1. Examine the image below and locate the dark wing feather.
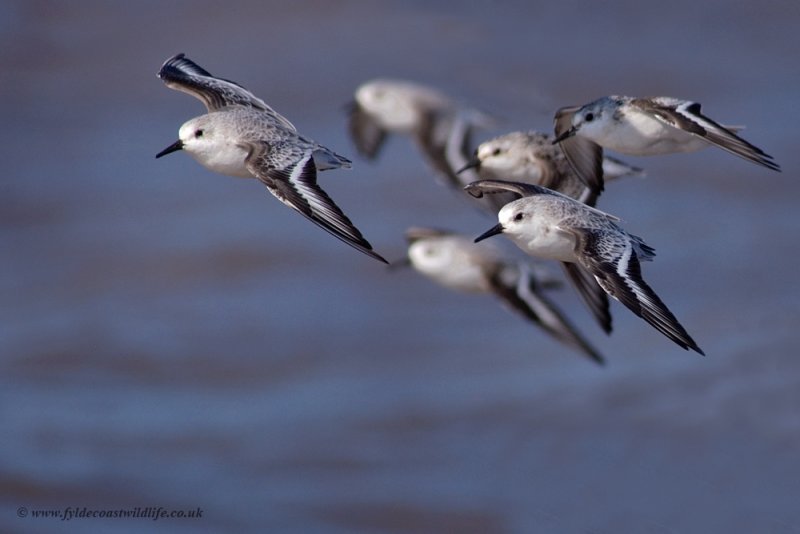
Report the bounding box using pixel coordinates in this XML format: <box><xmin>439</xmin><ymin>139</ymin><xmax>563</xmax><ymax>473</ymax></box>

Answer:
<box><xmin>414</xmin><ymin>110</ymin><xmax>465</xmax><ymax>188</ymax></box>
<box><xmin>445</xmin><ymin>113</ymin><xmax>516</xmax><ymax>213</ymax></box>
<box><xmin>561</xmin><ymin>262</ymin><xmax>613</xmax><ymax>334</ymax></box>
<box><xmin>554</xmin><ymin>106</ymin><xmax>606</xmax><ymax>191</ymax></box>
<box><xmin>158</xmin><ymin>53</ymin><xmax>296</xmax><ymax>131</ymax></box>
<box><xmin>487</xmin><ymin>266</ymin><xmax>605</xmax><ymax>365</ymax></box>
<box><xmin>244</xmin><ymin>142</ymin><xmax>387</xmax><ymax>263</ymax></box>
<box><xmin>464</xmin><ymin>179</ymin><xmax>564</xmax><ymax>200</ymax></box>
<box><xmin>574</xmin><ymin>228</ymin><xmax>704</xmax><ymax>354</ymax></box>
<box><xmin>346</xmin><ymin>101</ymin><xmax>387</xmax><ymax>159</ymax></box>
<box><xmin>633</xmin><ymin>98</ymin><xmax>780</xmax><ymax>172</ymax></box>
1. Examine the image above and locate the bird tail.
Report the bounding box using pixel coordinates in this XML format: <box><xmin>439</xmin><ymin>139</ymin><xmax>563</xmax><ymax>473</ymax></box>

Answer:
<box><xmin>313</xmin><ymin>147</ymin><xmax>352</xmax><ymax>171</ymax></box>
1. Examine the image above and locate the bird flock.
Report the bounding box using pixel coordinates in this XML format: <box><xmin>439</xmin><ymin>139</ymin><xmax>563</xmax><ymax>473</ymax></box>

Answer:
<box><xmin>156</xmin><ymin>53</ymin><xmax>781</xmax><ymax>365</ymax></box>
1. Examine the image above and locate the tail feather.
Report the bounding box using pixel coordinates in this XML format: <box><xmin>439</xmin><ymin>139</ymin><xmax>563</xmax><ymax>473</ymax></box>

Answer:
<box><xmin>313</xmin><ymin>147</ymin><xmax>352</xmax><ymax>171</ymax></box>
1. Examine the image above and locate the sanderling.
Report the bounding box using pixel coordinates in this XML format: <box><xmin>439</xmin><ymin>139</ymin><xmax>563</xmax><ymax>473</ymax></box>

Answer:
<box><xmin>458</xmin><ymin>130</ymin><xmax>645</xmax><ymax>207</ymax></box>
<box><xmin>554</xmin><ymin>95</ymin><xmax>780</xmax><ymax>190</ymax></box>
<box><xmin>155</xmin><ymin>53</ymin><xmax>386</xmax><ymax>263</ymax></box>
<box><xmin>466</xmin><ymin>179</ymin><xmax>704</xmax><ymax>354</ymax></box>
<box><xmin>347</xmin><ymin>79</ymin><xmax>494</xmax><ymax>189</ymax></box>
<box><xmin>404</xmin><ymin>227</ymin><xmax>605</xmax><ymax>364</ymax></box>
<box><xmin>456</xmin><ymin>130</ymin><xmax>645</xmax><ymax>334</ymax></box>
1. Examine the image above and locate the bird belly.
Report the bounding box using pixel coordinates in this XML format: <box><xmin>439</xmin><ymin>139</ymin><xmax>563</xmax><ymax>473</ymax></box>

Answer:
<box><xmin>193</xmin><ymin>144</ymin><xmax>252</xmax><ymax>178</ymax></box>
<box><xmin>434</xmin><ymin>264</ymin><xmax>488</xmax><ymax>294</ymax></box>
<box><xmin>607</xmin><ymin>116</ymin><xmax>707</xmax><ymax>155</ymax></box>
<box><xmin>517</xmin><ymin>227</ymin><xmax>575</xmax><ymax>263</ymax></box>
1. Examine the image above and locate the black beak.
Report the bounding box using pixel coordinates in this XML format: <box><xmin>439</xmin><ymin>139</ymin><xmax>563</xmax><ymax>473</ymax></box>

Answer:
<box><xmin>552</xmin><ymin>127</ymin><xmax>576</xmax><ymax>144</ymax></box>
<box><xmin>456</xmin><ymin>154</ymin><xmax>481</xmax><ymax>174</ymax></box>
<box><xmin>474</xmin><ymin>223</ymin><xmax>505</xmax><ymax>243</ymax></box>
<box><xmin>155</xmin><ymin>140</ymin><xmax>184</xmax><ymax>159</ymax></box>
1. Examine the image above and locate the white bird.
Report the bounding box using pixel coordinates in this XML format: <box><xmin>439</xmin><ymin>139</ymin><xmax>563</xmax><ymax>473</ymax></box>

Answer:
<box><xmin>404</xmin><ymin>227</ymin><xmax>605</xmax><ymax>365</ymax></box>
<box><xmin>347</xmin><ymin>79</ymin><xmax>494</xmax><ymax>189</ymax></box>
<box><xmin>466</xmin><ymin>179</ymin><xmax>704</xmax><ymax>355</ymax></box>
<box><xmin>554</xmin><ymin>95</ymin><xmax>780</xmax><ymax>191</ymax></box>
<box><xmin>458</xmin><ymin>130</ymin><xmax>645</xmax><ymax>208</ymax></box>
<box><xmin>452</xmin><ymin>129</ymin><xmax>620</xmax><ymax>335</ymax></box>
<box><xmin>155</xmin><ymin>53</ymin><xmax>386</xmax><ymax>263</ymax></box>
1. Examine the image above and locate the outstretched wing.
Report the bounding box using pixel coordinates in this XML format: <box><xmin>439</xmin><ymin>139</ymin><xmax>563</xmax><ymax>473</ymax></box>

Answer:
<box><xmin>573</xmin><ymin>227</ymin><xmax>704</xmax><ymax>354</ymax></box>
<box><xmin>414</xmin><ymin>110</ymin><xmax>463</xmax><ymax>187</ymax></box>
<box><xmin>345</xmin><ymin>100</ymin><xmax>387</xmax><ymax>159</ymax></box>
<box><xmin>554</xmin><ymin>105</ymin><xmax>606</xmax><ymax>191</ymax></box>
<box><xmin>446</xmin><ymin>112</ymin><xmax>517</xmax><ymax>213</ymax></box>
<box><xmin>561</xmin><ymin>262</ymin><xmax>612</xmax><ymax>334</ymax></box>
<box><xmin>487</xmin><ymin>265</ymin><xmax>606</xmax><ymax>365</ymax></box>
<box><xmin>158</xmin><ymin>53</ymin><xmax>296</xmax><ymax>131</ymax></box>
<box><xmin>464</xmin><ymin>179</ymin><xmax>620</xmax><ymax>221</ymax></box>
<box><xmin>632</xmin><ymin>97</ymin><xmax>780</xmax><ymax>172</ymax></box>
<box><xmin>464</xmin><ymin>178</ymin><xmax>563</xmax><ymax>199</ymax></box>
<box><xmin>244</xmin><ymin>141</ymin><xmax>387</xmax><ymax>263</ymax></box>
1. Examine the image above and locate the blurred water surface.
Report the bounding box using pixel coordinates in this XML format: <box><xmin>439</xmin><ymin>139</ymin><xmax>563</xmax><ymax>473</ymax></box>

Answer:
<box><xmin>2</xmin><ymin>1</ymin><xmax>799</xmax><ymax>532</ymax></box>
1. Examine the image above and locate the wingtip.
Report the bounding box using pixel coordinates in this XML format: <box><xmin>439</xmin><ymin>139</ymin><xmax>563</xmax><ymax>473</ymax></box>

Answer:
<box><xmin>332</xmin><ymin>237</ymin><xmax>390</xmax><ymax>265</ymax></box>
<box><xmin>352</xmin><ymin>244</ymin><xmax>389</xmax><ymax>264</ymax></box>
<box><xmin>158</xmin><ymin>52</ymin><xmax>185</xmax><ymax>78</ymax></box>
<box><xmin>463</xmin><ymin>182</ymin><xmax>484</xmax><ymax>198</ymax></box>
<box><xmin>600</xmin><ymin>319</ymin><xmax>613</xmax><ymax>335</ymax></box>
<box><xmin>158</xmin><ymin>52</ymin><xmax>214</xmax><ymax>81</ymax></box>
<box><xmin>357</xmin><ymin>242</ymin><xmax>390</xmax><ymax>264</ymax></box>
<box><xmin>349</xmin><ymin>245</ymin><xmax>390</xmax><ymax>265</ymax></box>
<box><xmin>581</xmin><ymin>347</ymin><xmax>607</xmax><ymax>366</ymax></box>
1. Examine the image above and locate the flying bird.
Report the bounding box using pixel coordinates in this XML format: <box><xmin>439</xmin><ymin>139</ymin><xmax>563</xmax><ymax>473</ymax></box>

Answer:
<box><xmin>458</xmin><ymin>130</ymin><xmax>644</xmax><ymax>209</ymax></box>
<box><xmin>156</xmin><ymin>53</ymin><xmax>386</xmax><ymax>263</ymax></box>
<box><xmin>404</xmin><ymin>227</ymin><xmax>606</xmax><ymax>364</ymax></box>
<box><xmin>466</xmin><ymin>179</ymin><xmax>704</xmax><ymax>354</ymax></box>
<box><xmin>347</xmin><ymin>79</ymin><xmax>495</xmax><ymax>190</ymax></box>
<box><xmin>554</xmin><ymin>95</ymin><xmax>780</xmax><ymax>191</ymax></box>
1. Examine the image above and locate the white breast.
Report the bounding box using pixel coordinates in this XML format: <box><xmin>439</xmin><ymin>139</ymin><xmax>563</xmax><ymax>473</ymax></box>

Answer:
<box><xmin>605</xmin><ymin>111</ymin><xmax>709</xmax><ymax>155</ymax></box>
<box><xmin>190</xmin><ymin>141</ymin><xmax>252</xmax><ymax>178</ymax></box>
<box><xmin>511</xmin><ymin>219</ymin><xmax>576</xmax><ymax>263</ymax></box>
<box><xmin>409</xmin><ymin>240</ymin><xmax>489</xmax><ymax>293</ymax></box>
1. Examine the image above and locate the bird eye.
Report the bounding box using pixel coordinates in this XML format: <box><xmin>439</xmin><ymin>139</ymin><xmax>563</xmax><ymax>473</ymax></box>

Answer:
<box><xmin>513</xmin><ymin>212</ymin><xmax>524</xmax><ymax>222</ymax></box>
<box><xmin>492</xmin><ymin>148</ymin><xmax>501</xmax><ymax>156</ymax></box>
<box><xmin>194</xmin><ymin>129</ymin><xmax>204</xmax><ymax>138</ymax></box>
<box><xmin>584</xmin><ymin>112</ymin><xmax>594</xmax><ymax>122</ymax></box>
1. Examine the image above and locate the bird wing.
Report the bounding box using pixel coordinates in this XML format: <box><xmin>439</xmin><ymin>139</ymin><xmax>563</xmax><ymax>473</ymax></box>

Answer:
<box><xmin>158</xmin><ymin>53</ymin><xmax>297</xmax><ymax>131</ymax></box>
<box><xmin>487</xmin><ymin>264</ymin><xmax>606</xmax><ymax>365</ymax></box>
<box><xmin>464</xmin><ymin>179</ymin><xmax>620</xmax><ymax>221</ymax></box>
<box><xmin>244</xmin><ymin>141</ymin><xmax>386</xmax><ymax>263</ymax></box>
<box><xmin>560</xmin><ymin>262</ymin><xmax>613</xmax><ymax>334</ymax></box>
<box><xmin>632</xmin><ymin>97</ymin><xmax>780</xmax><ymax>171</ymax></box>
<box><xmin>572</xmin><ymin>227</ymin><xmax>704</xmax><ymax>354</ymax></box>
<box><xmin>554</xmin><ymin>105</ymin><xmax>606</xmax><ymax>191</ymax></box>
<box><xmin>345</xmin><ymin>100</ymin><xmax>387</xmax><ymax>159</ymax></box>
